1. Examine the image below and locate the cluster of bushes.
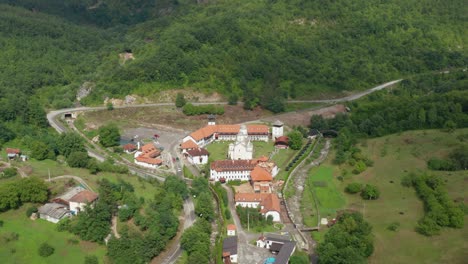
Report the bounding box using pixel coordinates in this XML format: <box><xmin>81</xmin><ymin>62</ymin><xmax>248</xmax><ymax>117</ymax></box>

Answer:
<box><xmin>0</xmin><ymin>167</ymin><xmax>17</xmax><ymax>179</ymax></box>
<box><xmin>212</xmin><ymin>182</ymin><xmax>230</xmax><ymax>220</ymax></box>
<box><xmin>285</xmin><ymin>139</ymin><xmax>313</xmax><ymax>172</ymax></box>
<box><xmin>402</xmin><ymin>173</ymin><xmax>464</xmax><ymax>236</ymax></box>
<box><xmin>0</xmin><ymin>177</ymin><xmax>48</xmax><ymax>212</ymax></box>
<box><xmin>182</xmin><ymin>103</ymin><xmax>225</xmax><ymax>116</ymax></box>
<box><xmin>427</xmin><ymin>146</ymin><xmax>467</xmax><ymax>171</ymax></box>
<box><xmin>192</xmin><ymin>177</ymin><xmax>215</xmax><ymax>222</ymax></box>
<box><xmin>180</xmin><ymin>177</ymin><xmax>214</xmax><ymax>263</ymax></box>
<box><xmin>345</xmin><ymin>183</ymin><xmax>380</xmax><ymax>200</ymax></box>
<box><xmin>236</xmin><ymin>205</ymin><xmax>274</xmax><ymax>230</ymax></box>
<box><xmin>317</xmin><ymin>212</ymin><xmax>374</xmax><ymax>263</ymax></box>
<box><xmin>181</xmin><ymin>219</ymin><xmax>212</xmax><ymax>264</ymax></box>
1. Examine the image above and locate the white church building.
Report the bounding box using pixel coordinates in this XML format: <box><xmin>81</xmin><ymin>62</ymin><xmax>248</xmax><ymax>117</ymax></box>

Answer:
<box><xmin>228</xmin><ymin>124</ymin><xmax>253</xmax><ymax>160</ymax></box>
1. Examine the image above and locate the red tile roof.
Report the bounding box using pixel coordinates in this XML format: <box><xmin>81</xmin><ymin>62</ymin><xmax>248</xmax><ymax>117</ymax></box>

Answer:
<box><xmin>6</xmin><ymin>148</ymin><xmax>20</xmax><ymax>154</ymax></box>
<box><xmin>235</xmin><ymin>193</ymin><xmax>281</xmax><ymax>213</ymax></box>
<box><xmin>275</xmin><ymin>136</ymin><xmax>289</xmax><ymax>144</ymax></box>
<box><xmin>187</xmin><ymin>148</ymin><xmax>209</xmax><ymax>157</ymax></box>
<box><xmin>190</xmin><ymin>124</ymin><xmax>269</xmax><ymax>141</ymax></box>
<box><xmin>181</xmin><ymin>140</ymin><xmax>198</xmax><ymax>149</ymax></box>
<box><xmin>136</xmin><ymin>143</ymin><xmax>162</xmax><ymax>165</ymax></box>
<box><xmin>123</xmin><ymin>143</ymin><xmax>137</xmax><ymax>151</ymax></box>
<box><xmin>260</xmin><ymin>193</ymin><xmax>281</xmax><ymax>213</ymax></box>
<box><xmin>211</xmin><ymin>160</ymin><xmax>258</xmax><ymax>172</ymax></box>
<box><xmin>227</xmin><ymin>224</ymin><xmax>236</xmax><ymax>231</ymax></box>
<box><xmin>69</xmin><ymin>190</ymin><xmax>98</xmax><ymax>203</ymax></box>
<box><xmin>250</xmin><ymin>166</ymin><xmax>272</xmax><ymax>182</ymax></box>
<box><xmin>136</xmin><ymin>155</ymin><xmax>163</xmax><ymax>165</ymax></box>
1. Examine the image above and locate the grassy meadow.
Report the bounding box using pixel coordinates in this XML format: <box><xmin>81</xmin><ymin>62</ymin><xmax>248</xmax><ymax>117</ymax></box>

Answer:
<box><xmin>0</xmin><ymin>206</ymin><xmax>107</xmax><ymax>264</ymax></box>
<box><xmin>304</xmin><ymin>129</ymin><xmax>468</xmax><ymax>263</ymax></box>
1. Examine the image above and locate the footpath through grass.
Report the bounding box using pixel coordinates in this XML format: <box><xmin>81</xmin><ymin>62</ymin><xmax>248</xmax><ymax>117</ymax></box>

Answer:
<box><xmin>0</xmin><ymin>206</ymin><xmax>107</xmax><ymax>264</ymax></box>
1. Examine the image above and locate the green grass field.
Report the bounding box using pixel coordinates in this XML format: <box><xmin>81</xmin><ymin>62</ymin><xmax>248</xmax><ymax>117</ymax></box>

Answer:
<box><xmin>312</xmin><ymin>129</ymin><xmax>468</xmax><ymax>264</ymax></box>
<box><xmin>305</xmin><ymin>166</ymin><xmax>346</xmax><ymax>219</ymax></box>
<box><xmin>0</xmin><ymin>206</ymin><xmax>107</xmax><ymax>264</ymax></box>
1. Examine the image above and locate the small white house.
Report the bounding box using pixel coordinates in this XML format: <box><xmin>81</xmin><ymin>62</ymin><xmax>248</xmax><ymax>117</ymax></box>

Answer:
<box><xmin>227</xmin><ymin>224</ymin><xmax>236</xmax><ymax>236</ymax></box>
<box><xmin>68</xmin><ymin>190</ymin><xmax>99</xmax><ymax>214</ymax></box>
<box><xmin>186</xmin><ymin>148</ymin><xmax>209</xmax><ymax>165</ymax></box>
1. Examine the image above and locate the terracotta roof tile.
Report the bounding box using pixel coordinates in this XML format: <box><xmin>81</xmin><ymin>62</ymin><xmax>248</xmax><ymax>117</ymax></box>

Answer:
<box><xmin>123</xmin><ymin>143</ymin><xmax>137</xmax><ymax>151</ymax></box>
<box><xmin>187</xmin><ymin>148</ymin><xmax>209</xmax><ymax>157</ymax></box>
<box><xmin>235</xmin><ymin>193</ymin><xmax>280</xmax><ymax>213</ymax></box>
<box><xmin>6</xmin><ymin>148</ymin><xmax>20</xmax><ymax>154</ymax></box>
<box><xmin>227</xmin><ymin>224</ymin><xmax>236</xmax><ymax>231</ymax></box>
<box><xmin>189</xmin><ymin>124</ymin><xmax>269</xmax><ymax>141</ymax></box>
<box><xmin>69</xmin><ymin>190</ymin><xmax>99</xmax><ymax>203</ymax></box>
<box><xmin>181</xmin><ymin>140</ymin><xmax>198</xmax><ymax>149</ymax></box>
<box><xmin>250</xmin><ymin>166</ymin><xmax>272</xmax><ymax>182</ymax></box>
<box><xmin>211</xmin><ymin>160</ymin><xmax>257</xmax><ymax>172</ymax></box>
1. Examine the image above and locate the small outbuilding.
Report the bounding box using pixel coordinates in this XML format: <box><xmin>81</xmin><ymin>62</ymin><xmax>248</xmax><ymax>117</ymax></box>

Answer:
<box><xmin>38</xmin><ymin>203</ymin><xmax>71</xmax><ymax>224</ymax></box>
<box><xmin>227</xmin><ymin>224</ymin><xmax>236</xmax><ymax>236</ymax></box>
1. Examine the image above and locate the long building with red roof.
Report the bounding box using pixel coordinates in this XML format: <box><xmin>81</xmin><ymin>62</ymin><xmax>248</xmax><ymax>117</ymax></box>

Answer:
<box><xmin>134</xmin><ymin>143</ymin><xmax>163</xmax><ymax>169</ymax></box>
<box><xmin>235</xmin><ymin>193</ymin><xmax>281</xmax><ymax>222</ymax></box>
<box><xmin>210</xmin><ymin>158</ymin><xmax>278</xmax><ymax>182</ymax></box>
<box><xmin>182</xmin><ymin>120</ymin><xmax>269</xmax><ymax>148</ymax></box>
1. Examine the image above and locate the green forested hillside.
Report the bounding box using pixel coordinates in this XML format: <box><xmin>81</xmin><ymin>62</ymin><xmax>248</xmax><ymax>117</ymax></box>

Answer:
<box><xmin>0</xmin><ymin>0</ymin><xmax>466</xmax><ymax>108</ymax></box>
<box><xmin>84</xmin><ymin>0</ymin><xmax>466</xmax><ymax>106</ymax></box>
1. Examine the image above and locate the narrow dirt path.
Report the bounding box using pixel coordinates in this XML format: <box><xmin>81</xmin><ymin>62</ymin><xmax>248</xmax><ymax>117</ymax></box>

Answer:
<box><xmin>111</xmin><ymin>216</ymin><xmax>121</xmax><ymax>239</ymax></box>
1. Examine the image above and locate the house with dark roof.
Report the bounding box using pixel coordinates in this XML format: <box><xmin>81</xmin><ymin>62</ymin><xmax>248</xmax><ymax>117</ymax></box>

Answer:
<box><xmin>274</xmin><ymin>136</ymin><xmax>289</xmax><ymax>149</ymax></box>
<box><xmin>222</xmin><ymin>236</ymin><xmax>238</xmax><ymax>263</ymax></box>
<box><xmin>256</xmin><ymin>233</ymin><xmax>296</xmax><ymax>264</ymax></box>
<box><xmin>38</xmin><ymin>203</ymin><xmax>71</xmax><ymax>223</ymax></box>
<box><xmin>185</xmin><ymin>148</ymin><xmax>209</xmax><ymax>165</ymax></box>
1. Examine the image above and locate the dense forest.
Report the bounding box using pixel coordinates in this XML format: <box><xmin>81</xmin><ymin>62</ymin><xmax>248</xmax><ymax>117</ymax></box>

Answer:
<box><xmin>0</xmin><ymin>0</ymin><xmax>466</xmax><ymax>111</ymax></box>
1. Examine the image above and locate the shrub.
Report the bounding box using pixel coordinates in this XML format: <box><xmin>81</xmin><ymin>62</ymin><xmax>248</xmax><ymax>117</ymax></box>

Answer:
<box><xmin>353</xmin><ymin>161</ymin><xmax>367</xmax><ymax>174</ymax></box>
<box><xmin>387</xmin><ymin>222</ymin><xmax>400</xmax><ymax>231</ymax></box>
<box><xmin>361</xmin><ymin>184</ymin><xmax>380</xmax><ymax>200</ymax></box>
<box><xmin>224</xmin><ymin>208</ymin><xmax>231</xmax><ymax>220</ymax></box>
<box><xmin>56</xmin><ymin>218</ymin><xmax>71</xmax><ymax>232</ymax></box>
<box><xmin>38</xmin><ymin>242</ymin><xmax>54</xmax><ymax>257</ymax></box>
<box><xmin>85</xmin><ymin>255</ymin><xmax>99</xmax><ymax>264</ymax></box>
<box><xmin>345</xmin><ymin>183</ymin><xmax>363</xmax><ymax>194</ymax></box>
<box><xmin>26</xmin><ymin>206</ymin><xmax>38</xmax><ymax>217</ymax></box>
<box><xmin>1</xmin><ymin>167</ymin><xmax>18</xmax><ymax>178</ymax></box>
<box><xmin>427</xmin><ymin>158</ymin><xmax>456</xmax><ymax>171</ymax></box>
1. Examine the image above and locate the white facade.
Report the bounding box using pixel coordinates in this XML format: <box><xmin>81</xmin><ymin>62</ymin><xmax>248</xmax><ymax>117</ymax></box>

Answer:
<box><xmin>235</xmin><ymin>201</ymin><xmax>260</xmax><ymax>208</ymax></box>
<box><xmin>134</xmin><ymin>160</ymin><xmax>160</xmax><ymax>169</ymax></box>
<box><xmin>188</xmin><ymin>154</ymin><xmax>209</xmax><ymax>165</ymax></box>
<box><xmin>228</xmin><ymin>125</ymin><xmax>253</xmax><ymax>160</ymax></box>
<box><xmin>272</xmin><ymin>120</ymin><xmax>284</xmax><ymax>139</ymax></box>
<box><xmin>210</xmin><ymin>169</ymin><xmax>251</xmax><ymax>182</ymax></box>
<box><xmin>69</xmin><ymin>201</ymin><xmax>85</xmax><ymax>214</ymax></box>
<box><xmin>265</xmin><ymin>211</ymin><xmax>281</xmax><ymax>222</ymax></box>
<box><xmin>230</xmin><ymin>254</ymin><xmax>238</xmax><ymax>263</ymax></box>
<box><xmin>227</xmin><ymin>230</ymin><xmax>236</xmax><ymax>236</ymax></box>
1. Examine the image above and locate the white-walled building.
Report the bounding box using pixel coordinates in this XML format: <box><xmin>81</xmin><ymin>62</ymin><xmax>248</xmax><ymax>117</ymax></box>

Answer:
<box><xmin>210</xmin><ymin>158</ymin><xmax>278</xmax><ymax>182</ymax></box>
<box><xmin>186</xmin><ymin>148</ymin><xmax>209</xmax><ymax>165</ymax></box>
<box><xmin>272</xmin><ymin>120</ymin><xmax>284</xmax><ymax>139</ymax></box>
<box><xmin>182</xmin><ymin>122</ymin><xmax>269</xmax><ymax>148</ymax></box>
<box><xmin>228</xmin><ymin>125</ymin><xmax>253</xmax><ymax>160</ymax></box>
<box><xmin>68</xmin><ymin>190</ymin><xmax>99</xmax><ymax>214</ymax></box>
<box><xmin>227</xmin><ymin>224</ymin><xmax>236</xmax><ymax>236</ymax></box>
<box><xmin>235</xmin><ymin>193</ymin><xmax>282</xmax><ymax>222</ymax></box>
<box><xmin>38</xmin><ymin>203</ymin><xmax>71</xmax><ymax>223</ymax></box>
<box><xmin>134</xmin><ymin>143</ymin><xmax>163</xmax><ymax>168</ymax></box>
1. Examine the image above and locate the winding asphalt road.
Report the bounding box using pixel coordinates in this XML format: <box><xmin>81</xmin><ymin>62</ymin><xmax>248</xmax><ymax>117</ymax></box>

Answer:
<box><xmin>46</xmin><ymin>79</ymin><xmax>401</xmax><ymax>263</ymax></box>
